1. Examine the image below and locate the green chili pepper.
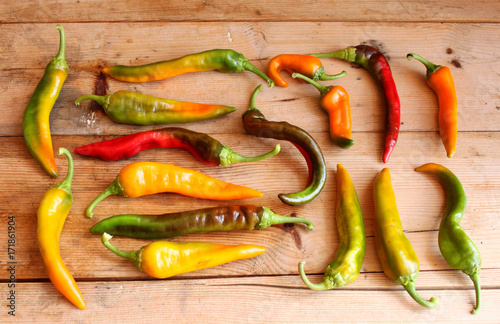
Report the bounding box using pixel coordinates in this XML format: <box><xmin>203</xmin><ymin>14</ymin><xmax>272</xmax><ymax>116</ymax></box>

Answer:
<box><xmin>75</xmin><ymin>90</ymin><xmax>236</xmax><ymax>125</ymax></box>
<box><xmin>23</xmin><ymin>25</ymin><xmax>68</xmax><ymax>177</ymax></box>
<box><xmin>298</xmin><ymin>164</ymin><xmax>366</xmax><ymax>289</ymax></box>
<box><xmin>242</xmin><ymin>85</ymin><xmax>327</xmax><ymax>206</ymax></box>
<box><xmin>103</xmin><ymin>49</ymin><xmax>274</xmax><ymax>87</ymax></box>
<box><xmin>416</xmin><ymin>163</ymin><xmax>481</xmax><ymax>314</ymax></box>
<box><xmin>374</xmin><ymin>168</ymin><xmax>438</xmax><ymax>308</ymax></box>
<box><xmin>89</xmin><ymin>205</ymin><xmax>313</xmax><ymax>239</ymax></box>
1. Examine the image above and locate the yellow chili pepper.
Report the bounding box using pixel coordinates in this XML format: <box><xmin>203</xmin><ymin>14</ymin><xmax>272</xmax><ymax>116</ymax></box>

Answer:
<box><xmin>101</xmin><ymin>233</ymin><xmax>266</xmax><ymax>279</ymax></box>
<box><xmin>373</xmin><ymin>168</ymin><xmax>438</xmax><ymax>308</ymax></box>
<box><xmin>86</xmin><ymin>161</ymin><xmax>263</xmax><ymax>218</ymax></box>
<box><xmin>37</xmin><ymin>148</ymin><xmax>86</xmax><ymax>309</ymax></box>
<box><xmin>407</xmin><ymin>53</ymin><xmax>458</xmax><ymax>158</ymax></box>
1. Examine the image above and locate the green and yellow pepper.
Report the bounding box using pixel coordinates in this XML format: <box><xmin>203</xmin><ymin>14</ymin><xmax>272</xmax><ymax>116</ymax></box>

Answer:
<box><xmin>23</xmin><ymin>25</ymin><xmax>68</xmax><ymax>177</ymax></box>
<box><xmin>299</xmin><ymin>164</ymin><xmax>366</xmax><ymax>289</ymax></box>
<box><xmin>103</xmin><ymin>49</ymin><xmax>274</xmax><ymax>87</ymax></box>
<box><xmin>373</xmin><ymin>168</ymin><xmax>438</xmax><ymax>308</ymax></box>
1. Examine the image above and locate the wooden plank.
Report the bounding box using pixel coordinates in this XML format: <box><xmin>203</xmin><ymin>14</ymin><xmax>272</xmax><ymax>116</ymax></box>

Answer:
<box><xmin>1</xmin><ymin>2</ymin><xmax>499</xmax><ymax>321</ymax></box>
<box><xmin>3</xmin><ymin>276</ymin><xmax>500</xmax><ymax>322</ymax></box>
<box><xmin>1</xmin><ymin>22</ymin><xmax>499</xmax><ymax>137</ymax></box>
<box><xmin>1</xmin><ymin>0</ymin><xmax>500</xmax><ymax>23</ymax></box>
<box><xmin>1</xmin><ymin>132</ymin><xmax>498</xmax><ymax>280</ymax></box>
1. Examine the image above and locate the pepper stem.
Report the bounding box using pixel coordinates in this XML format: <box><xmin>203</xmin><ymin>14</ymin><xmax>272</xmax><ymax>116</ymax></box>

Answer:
<box><xmin>248</xmin><ymin>84</ymin><xmax>263</xmax><ymax>110</ymax></box>
<box><xmin>407</xmin><ymin>53</ymin><xmax>441</xmax><ymax>78</ymax></box>
<box><xmin>310</xmin><ymin>47</ymin><xmax>357</xmax><ymax>63</ymax></box>
<box><xmin>101</xmin><ymin>233</ymin><xmax>142</xmax><ymax>270</ymax></box>
<box><xmin>292</xmin><ymin>72</ymin><xmax>331</xmax><ymax>97</ymax></box>
<box><xmin>54</xmin><ymin>25</ymin><xmax>66</xmax><ymax>61</ymax></box>
<box><xmin>75</xmin><ymin>94</ymin><xmax>109</xmax><ymax>107</ymax></box>
<box><xmin>86</xmin><ymin>177</ymin><xmax>124</xmax><ymax>218</ymax></box>
<box><xmin>256</xmin><ymin>207</ymin><xmax>314</xmax><ymax>231</ymax></box>
<box><xmin>403</xmin><ymin>281</ymin><xmax>438</xmax><ymax>308</ymax></box>
<box><xmin>298</xmin><ymin>261</ymin><xmax>328</xmax><ymax>290</ymax></box>
<box><xmin>241</xmin><ymin>59</ymin><xmax>275</xmax><ymax>88</ymax></box>
<box><xmin>470</xmin><ymin>272</ymin><xmax>481</xmax><ymax>314</ymax></box>
<box><xmin>318</xmin><ymin>69</ymin><xmax>348</xmax><ymax>81</ymax></box>
<box><xmin>219</xmin><ymin>144</ymin><xmax>280</xmax><ymax>166</ymax></box>
<box><xmin>56</xmin><ymin>148</ymin><xmax>74</xmax><ymax>192</ymax></box>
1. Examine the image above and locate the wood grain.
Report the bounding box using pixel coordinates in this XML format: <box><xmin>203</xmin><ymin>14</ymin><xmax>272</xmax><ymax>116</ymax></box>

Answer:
<box><xmin>1</xmin><ymin>22</ymin><xmax>499</xmax><ymax>137</ymax></box>
<box><xmin>7</xmin><ymin>276</ymin><xmax>500</xmax><ymax>323</ymax></box>
<box><xmin>1</xmin><ymin>0</ymin><xmax>500</xmax><ymax>23</ymax></box>
<box><xmin>1</xmin><ymin>1</ymin><xmax>499</xmax><ymax>322</ymax></box>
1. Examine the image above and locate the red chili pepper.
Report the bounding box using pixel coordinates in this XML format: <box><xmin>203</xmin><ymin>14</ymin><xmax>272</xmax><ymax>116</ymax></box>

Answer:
<box><xmin>312</xmin><ymin>45</ymin><xmax>401</xmax><ymax>163</ymax></box>
<box><xmin>74</xmin><ymin>127</ymin><xmax>280</xmax><ymax>167</ymax></box>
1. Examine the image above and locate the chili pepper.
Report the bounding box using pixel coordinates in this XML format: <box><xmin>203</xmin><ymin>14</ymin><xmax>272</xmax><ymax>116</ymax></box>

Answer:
<box><xmin>242</xmin><ymin>85</ymin><xmax>327</xmax><ymax>206</ymax></box>
<box><xmin>408</xmin><ymin>54</ymin><xmax>457</xmax><ymax>158</ymax></box>
<box><xmin>267</xmin><ymin>54</ymin><xmax>346</xmax><ymax>87</ymax></box>
<box><xmin>292</xmin><ymin>72</ymin><xmax>353</xmax><ymax>149</ymax></box>
<box><xmin>37</xmin><ymin>148</ymin><xmax>86</xmax><ymax>309</ymax></box>
<box><xmin>74</xmin><ymin>127</ymin><xmax>280</xmax><ymax>166</ymax></box>
<box><xmin>86</xmin><ymin>161</ymin><xmax>262</xmax><ymax>218</ymax></box>
<box><xmin>103</xmin><ymin>49</ymin><xmax>274</xmax><ymax>87</ymax></box>
<box><xmin>373</xmin><ymin>168</ymin><xmax>438</xmax><ymax>308</ymax></box>
<box><xmin>416</xmin><ymin>163</ymin><xmax>481</xmax><ymax>314</ymax></box>
<box><xmin>23</xmin><ymin>25</ymin><xmax>68</xmax><ymax>177</ymax></box>
<box><xmin>90</xmin><ymin>205</ymin><xmax>313</xmax><ymax>239</ymax></box>
<box><xmin>298</xmin><ymin>164</ymin><xmax>366</xmax><ymax>290</ymax></box>
<box><xmin>101</xmin><ymin>233</ymin><xmax>266</xmax><ymax>279</ymax></box>
<box><xmin>312</xmin><ymin>45</ymin><xmax>400</xmax><ymax>163</ymax></box>
<box><xmin>75</xmin><ymin>90</ymin><xmax>236</xmax><ymax>125</ymax></box>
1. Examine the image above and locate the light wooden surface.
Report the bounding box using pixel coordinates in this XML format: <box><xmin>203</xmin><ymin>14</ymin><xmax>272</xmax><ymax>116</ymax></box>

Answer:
<box><xmin>1</xmin><ymin>1</ymin><xmax>500</xmax><ymax>322</ymax></box>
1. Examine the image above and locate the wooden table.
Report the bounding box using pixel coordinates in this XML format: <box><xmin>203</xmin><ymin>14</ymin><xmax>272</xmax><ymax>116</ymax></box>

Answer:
<box><xmin>1</xmin><ymin>1</ymin><xmax>499</xmax><ymax>322</ymax></box>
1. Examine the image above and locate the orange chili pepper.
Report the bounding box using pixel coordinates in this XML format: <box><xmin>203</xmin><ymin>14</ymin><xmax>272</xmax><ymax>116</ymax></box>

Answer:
<box><xmin>86</xmin><ymin>161</ymin><xmax>262</xmax><ymax>218</ymax></box>
<box><xmin>37</xmin><ymin>148</ymin><xmax>86</xmax><ymax>309</ymax></box>
<box><xmin>408</xmin><ymin>53</ymin><xmax>458</xmax><ymax>158</ymax></box>
<box><xmin>267</xmin><ymin>54</ymin><xmax>346</xmax><ymax>87</ymax></box>
<box><xmin>292</xmin><ymin>72</ymin><xmax>353</xmax><ymax>148</ymax></box>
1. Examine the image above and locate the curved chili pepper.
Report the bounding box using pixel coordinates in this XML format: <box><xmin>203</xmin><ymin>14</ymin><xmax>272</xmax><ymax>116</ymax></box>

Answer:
<box><xmin>312</xmin><ymin>45</ymin><xmax>400</xmax><ymax>163</ymax></box>
<box><xmin>299</xmin><ymin>164</ymin><xmax>366</xmax><ymax>290</ymax></box>
<box><xmin>101</xmin><ymin>233</ymin><xmax>266</xmax><ymax>279</ymax></box>
<box><xmin>75</xmin><ymin>90</ymin><xmax>236</xmax><ymax>125</ymax></box>
<box><xmin>373</xmin><ymin>168</ymin><xmax>438</xmax><ymax>308</ymax></box>
<box><xmin>292</xmin><ymin>72</ymin><xmax>353</xmax><ymax>148</ymax></box>
<box><xmin>103</xmin><ymin>49</ymin><xmax>274</xmax><ymax>87</ymax></box>
<box><xmin>267</xmin><ymin>54</ymin><xmax>346</xmax><ymax>87</ymax></box>
<box><xmin>416</xmin><ymin>163</ymin><xmax>481</xmax><ymax>314</ymax></box>
<box><xmin>242</xmin><ymin>85</ymin><xmax>327</xmax><ymax>206</ymax></box>
<box><xmin>408</xmin><ymin>54</ymin><xmax>458</xmax><ymax>158</ymax></box>
<box><xmin>74</xmin><ymin>127</ymin><xmax>280</xmax><ymax>166</ymax></box>
<box><xmin>90</xmin><ymin>205</ymin><xmax>313</xmax><ymax>238</ymax></box>
<box><xmin>23</xmin><ymin>25</ymin><xmax>68</xmax><ymax>177</ymax></box>
<box><xmin>86</xmin><ymin>161</ymin><xmax>262</xmax><ymax>218</ymax></box>
<box><xmin>37</xmin><ymin>148</ymin><xmax>86</xmax><ymax>309</ymax></box>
